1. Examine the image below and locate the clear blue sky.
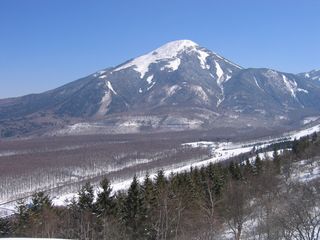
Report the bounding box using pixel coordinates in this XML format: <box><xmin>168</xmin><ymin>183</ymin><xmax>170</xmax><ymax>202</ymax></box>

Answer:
<box><xmin>0</xmin><ymin>0</ymin><xmax>319</xmax><ymax>98</ymax></box>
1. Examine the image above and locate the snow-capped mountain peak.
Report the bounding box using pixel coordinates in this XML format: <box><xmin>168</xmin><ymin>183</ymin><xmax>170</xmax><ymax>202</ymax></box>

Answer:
<box><xmin>113</xmin><ymin>39</ymin><xmax>209</xmax><ymax>78</ymax></box>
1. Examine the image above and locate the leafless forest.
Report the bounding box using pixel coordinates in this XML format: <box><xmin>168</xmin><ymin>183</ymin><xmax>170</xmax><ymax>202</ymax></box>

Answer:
<box><xmin>0</xmin><ymin>131</ymin><xmax>212</xmax><ymax>205</ymax></box>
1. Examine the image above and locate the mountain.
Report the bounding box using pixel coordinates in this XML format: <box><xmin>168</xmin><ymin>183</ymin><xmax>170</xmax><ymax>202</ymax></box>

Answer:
<box><xmin>1</xmin><ymin>40</ymin><xmax>320</xmax><ymax>138</ymax></box>
<box><xmin>298</xmin><ymin>69</ymin><xmax>320</xmax><ymax>81</ymax></box>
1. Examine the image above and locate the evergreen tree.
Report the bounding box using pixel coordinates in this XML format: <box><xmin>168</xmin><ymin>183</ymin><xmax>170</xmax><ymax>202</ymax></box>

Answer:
<box><xmin>272</xmin><ymin>148</ymin><xmax>281</xmax><ymax>174</ymax></box>
<box><xmin>141</xmin><ymin>173</ymin><xmax>157</xmax><ymax>239</ymax></box>
<box><xmin>0</xmin><ymin>217</ymin><xmax>11</xmax><ymax>236</ymax></box>
<box><xmin>254</xmin><ymin>155</ymin><xmax>263</xmax><ymax>175</ymax></box>
<box><xmin>123</xmin><ymin>175</ymin><xmax>146</xmax><ymax>239</ymax></box>
<box><xmin>312</xmin><ymin>131</ymin><xmax>318</xmax><ymax>142</ymax></box>
<box><xmin>30</xmin><ymin>191</ymin><xmax>52</xmax><ymax>213</ymax></box>
<box><xmin>229</xmin><ymin>162</ymin><xmax>242</xmax><ymax>180</ymax></box>
<box><xmin>244</xmin><ymin>158</ymin><xmax>254</xmax><ymax>176</ymax></box>
<box><xmin>96</xmin><ymin>177</ymin><xmax>115</xmax><ymax>216</ymax></box>
<box><xmin>141</xmin><ymin>173</ymin><xmax>156</xmax><ymax>210</ymax></box>
<box><xmin>15</xmin><ymin>199</ymin><xmax>29</xmax><ymax>232</ymax></box>
<box><xmin>78</xmin><ymin>182</ymin><xmax>95</xmax><ymax>211</ymax></box>
<box><xmin>154</xmin><ymin>170</ymin><xmax>167</xmax><ymax>193</ymax></box>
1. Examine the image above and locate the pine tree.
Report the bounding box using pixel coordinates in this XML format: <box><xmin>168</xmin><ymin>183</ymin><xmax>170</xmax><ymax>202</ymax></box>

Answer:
<box><xmin>311</xmin><ymin>131</ymin><xmax>318</xmax><ymax>142</ymax></box>
<box><xmin>229</xmin><ymin>162</ymin><xmax>242</xmax><ymax>180</ymax></box>
<box><xmin>273</xmin><ymin>148</ymin><xmax>281</xmax><ymax>174</ymax></box>
<box><xmin>254</xmin><ymin>155</ymin><xmax>263</xmax><ymax>175</ymax></box>
<box><xmin>244</xmin><ymin>158</ymin><xmax>254</xmax><ymax>177</ymax></box>
<box><xmin>154</xmin><ymin>170</ymin><xmax>167</xmax><ymax>193</ymax></box>
<box><xmin>96</xmin><ymin>177</ymin><xmax>115</xmax><ymax>216</ymax></box>
<box><xmin>78</xmin><ymin>182</ymin><xmax>94</xmax><ymax>211</ymax></box>
<box><xmin>15</xmin><ymin>199</ymin><xmax>30</xmax><ymax>236</ymax></box>
<box><xmin>123</xmin><ymin>175</ymin><xmax>146</xmax><ymax>239</ymax></box>
<box><xmin>141</xmin><ymin>173</ymin><xmax>157</xmax><ymax>239</ymax></box>
<box><xmin>30</xmin><ymin>191</ymin><xmax>52</xmax><ymax>213</ymax></box>
<box><xmin>141</xmin><ymin>173</ymin><xmax>156</xmax><ymax>210</ymax></box>
<box><xmin>0</xmin><ymin>217</ymin><xmax>11</xmax><ymax>236</ymax></box>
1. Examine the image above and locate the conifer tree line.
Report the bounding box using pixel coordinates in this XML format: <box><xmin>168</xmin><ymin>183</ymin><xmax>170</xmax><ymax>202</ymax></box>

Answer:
<box><xmin>0</xmin><ymin>132</ymin><xmax>319</xmax><ymax>239</ymax></box>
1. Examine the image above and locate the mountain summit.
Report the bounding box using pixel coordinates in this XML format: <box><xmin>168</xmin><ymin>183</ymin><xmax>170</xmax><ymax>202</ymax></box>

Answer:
<box><xmin>1</xmin><ymin>40</ymin><xmax>320</xmax><ymax>138</ymax></box>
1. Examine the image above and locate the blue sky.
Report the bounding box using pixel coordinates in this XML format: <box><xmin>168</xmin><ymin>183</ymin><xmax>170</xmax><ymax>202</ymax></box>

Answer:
<box><xmin>0</xmin><ymin>0</ymin><xmax>319</xmax><ymax>98</ymax></box>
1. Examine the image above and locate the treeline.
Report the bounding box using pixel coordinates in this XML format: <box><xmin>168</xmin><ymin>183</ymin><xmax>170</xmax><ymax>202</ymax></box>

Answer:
<box><xmin>0</xmin><ymin>132</ymin><xmax>319</xmax><ymax>240</ymax></box>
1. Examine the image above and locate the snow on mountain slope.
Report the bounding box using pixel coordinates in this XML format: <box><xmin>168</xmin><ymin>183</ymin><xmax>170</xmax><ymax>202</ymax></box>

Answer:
<box><xmin>114</xmin><ymin>40</ymin><xmax>199</xmax><ymax>78</ymax></box>
<box><xmin>300</xmin><ymin>69</ymin><xmax>320</xmax><ymax>81</ymax></box>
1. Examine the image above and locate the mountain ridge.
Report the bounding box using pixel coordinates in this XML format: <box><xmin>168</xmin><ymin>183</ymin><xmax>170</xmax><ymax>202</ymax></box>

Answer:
<box><xmin>1</xmin><ymin>40</ymin><xmax>320</xmax><ymax>138</ymax></box>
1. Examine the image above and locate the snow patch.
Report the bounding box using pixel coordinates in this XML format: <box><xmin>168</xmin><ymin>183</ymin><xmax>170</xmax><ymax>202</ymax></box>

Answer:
<box><xmin>215</xmin><ymin>61</ymin><xmax>224</xmax><ymax>83</ymax></box>
<box><xmin>297</xmin><ymin>88</ymin><xmax>309</xmax><ymax>94</ymax></box>
<box><xmin>166</xmin><ymin>85</ymin><xmax>181</xmax><ymax>96</ymax></box>
<box><xmin>99</xmin><ymin>75</ymin><xmax>107</xmax><ymax>79</ymax></box>
<box><xmin>253</xmin><ymin>76</ymin><xmax>263</xmax><ymax>91</ymax></box>
<box><xmin>107</xmin><ymin>81</ymin><xmax>117</xmax><ymax>95</ymax></box>
<box><xmin>197</xmin><ymin>50</ymin><xmax>210</xmax><ymax>69</ymax></box>
<box><xmin>147</xmin><ymin>81</ymin><xmax>156</xmax><ymax>91</ymax></box>
<box><xmin>214</xmin><ymin>61</ymin><xmax>225</xmax><ymax>107</ymax></box>
<box><xmin>161</xmin><ymin>58</ymin><xmax>181</xmax><ymax>72</ymax></box>
<box><xmin>282</xmin><ymin>74</ymin><xmax>297</xmax><ymax>98</ymax></box>
<box><xmin>190</xmin><ymin>85</ymin><xmax>209</xmax><ymax>102</ymax></box>
<box><xmin>97</xmin><ymin>91</ymin><xmax>112</xmax><ymax>115</ymax></box>
<box><xmin>302</xmin><ymin>116</ymin><xmax>319</xmax><ymax>125</ymax></box>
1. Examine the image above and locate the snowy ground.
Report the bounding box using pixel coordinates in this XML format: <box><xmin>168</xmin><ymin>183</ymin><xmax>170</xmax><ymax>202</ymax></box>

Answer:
<box><xmin>291</xmin><ymin>158</ymin><xmax>320</xmax><ymax>183</ymax></box>
<box><xmin>1</xmin><ymin>123</ymin><xmax>319</xmax><ymax>218</ymax></box>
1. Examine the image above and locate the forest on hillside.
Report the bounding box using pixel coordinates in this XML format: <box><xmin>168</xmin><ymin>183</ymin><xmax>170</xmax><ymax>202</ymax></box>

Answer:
<box><xmin>0</xmin><ymin>133</ymin><xmax>319</xmax><ymax>240</ymax></box>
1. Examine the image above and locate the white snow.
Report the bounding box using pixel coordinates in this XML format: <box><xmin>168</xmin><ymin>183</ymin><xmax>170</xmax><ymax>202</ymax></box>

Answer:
<box><xmin>190</xmin><ymin>85</ymin><xmax>209</xmax><ymax>102</ymax></box>
<box><xmin>288</xmin><ymin>123</ymin><xmax>320</xmax><ymax>139</ymax></box>
<box><xmin>181</xmin><ymin>123</ymin><xmax>320</xmax><ymax>175</ymax></box>
<box><xmin>253</xmin><ymin>76</ymin><xmax>263</xmax><ymax>91</ymax></box>
<box><xmin>113</xmin><ymin>39</ymin><xmax>219</xmax><ymax>78</ymax></box>
<box><xmin>161</xmin><ymin>58</ymin><xmax>181</xmax><ymax>72</ymax></box>
<box><xmin>113</xmin><ymin>40</ymin><xmax>198</xmax><ymax>78</ymax></box>
<box><xmin>146</xmin><ymin>75</ymin><xmax>154</xmax><ymax>84</ymax></box>
<box><xmin>297</xmin><ymin>88</ymin><xmax>309</xmax><ymax>94</ymax></box>
<box><xmin>97</xmin><ymin>91</ymin><xmax>112</xmax><ymax>115</ymax></box>
<box><xmin>214</xmin><ymin>61</ymin><xmax>226</xmax><ymax>107</ymax></box>
<box><xmin>215</xmin><ymin>61</ymin><xmax>224</xmax><ymax>83</ymax></box>
<box><xmin>225</xmin><ymin>74</ymin><xmax>232</xmax><ymax>82</ymax></box>
<box><xmin>147</xmin><ymin>81</ymin><xmax>156</xmax><ymax>91</ymax></box>
<box><xmin>165</xmin><ymin>84</ymin><xmax>181</xmax><ymax>96</ymax></box>
<box><xmin>197</xmin><ymin>50</ymin><xmax>210</xmax><ymax>69</ymax></box>
<box><xmin>291</xmin><ymin>159</ymin><xmax>320</xmax><ymax>183</ymax></box>
<box><xmin>302</xmin><ymin>116</ymin><xmax>319</xmax><ymax>125</ymax></box>
<box><xmin>98</xmin><ymin>75</ymin><xmax>107</xmax><ymax>79</ymax></box>
<box><xmin>282</xmin><ymin>74</ymin><xmax>297</xmax><ymax>98</ymax></box>
<box><xmin>107</xmin><ymin>81</ymin><xmax>117</xmax><ymax>95</ymax></box>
